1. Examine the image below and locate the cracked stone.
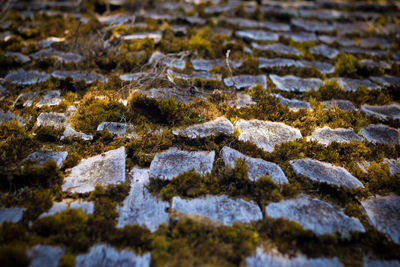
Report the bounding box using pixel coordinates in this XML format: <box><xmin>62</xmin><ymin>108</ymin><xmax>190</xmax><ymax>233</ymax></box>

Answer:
<box><xmin>5</xmin><ymin>51</ymin><xmax>31</xmax><ymax>64</ymax></box>
<box><xmin>281</xmin><ymin>32</ymin><xmax>318</xmax><ymax>42</ymax></box>
<box><xmin>0</xmin><ymin>109</ymin><xmax>30</xmax><ymax>126</ymax></box>
<box><xmin>370</xmin><ymin>75</ymin><xmax>400</xmax><ymax>87</ymax></box>
<box><xmin>148</xmin><ymin>51</ymin><xmax>185</xmax><ymax>70</ymax></box>
<box><xmin>298</xmin><ymin>60</ymin><xmax>335</xmax><ymax>74</ymax></box>
<box><xmin>36</xmin><ymin>112</ymin><xmax>68</xmax><ymax>129</ymax></box>
<box><xmin>318</xmin><ymin>35</ymin><xmax>357</xmax><ymax>47</ymax></box>
<box><xmin>258</xmin><ymin>58</ymin><xmax>300</xmax><ymax>69</ymax></box>
<box><xmin>291</xmin><ymin>18</ymin><xmax>335</xmax><ymax>32</ymax></box>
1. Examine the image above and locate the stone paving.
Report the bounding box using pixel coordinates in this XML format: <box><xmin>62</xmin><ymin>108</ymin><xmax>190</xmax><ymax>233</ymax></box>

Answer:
<box><xmin>0</xmin><ymin>0</ymin><xmax>400</xmax><ymax>266</ymax></box>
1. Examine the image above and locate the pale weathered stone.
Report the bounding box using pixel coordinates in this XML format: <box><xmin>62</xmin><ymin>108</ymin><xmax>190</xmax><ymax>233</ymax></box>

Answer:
<box><xmin>359</xmin><ymin>60</ymin><xmax>391</xmax><ymax>70</ymax></box>
<box><xmin>251</xmin><ymin>43</ymin><xmax>303</xmax><ymax>56</ymax></box>
<box><xmin>290</xmin><ymin>158</ymin><xmax>364</xmax><ymax>188</ymax></box>
<box><xmin>172</xmin><ymin>195</ymin><xmax>262</xmax><ymax>225</ymax></box>
<box><xmin>298</xmin><ymin>8</ymin><xmax>343</xmax><ymax>20</ymax></box>
<box><xmin>149</xmin><ymin>147</ymin><xmax>215</xmax><ymax>180</ymax></box>
<box><xmin>0</xmin><ymin>207</ymin><xmax>24</xmax><ymax>224</ymax></box>
<box><xmin>117</xmin><ymin>168</ymin><xmax>169</xmax><ymax>232</ymax></box>
<box><xmin>75</xmin><ymin>244</ymin><xmax>151</xmax><ymax>267</ymax></box>
<box><xmin>318</xmin><ymin>35</ymin><xmax>357</xmax><ymax>47</ymax></box>
<box><xmin>235</xmin><ymin>30</ymin><xmax>279</xmax><ymax>41</ymax></box>
<box><xmin>39</xmin><ymin>199</ymin><xmax>94</xmax><ymax>218</ymax></box>
<box><xmin>36</xmin><ymin>112</ymin><xmax>68</xmax><ymax>129</ymax></box>
<box><xmin>270</xmin><ymin>74</ymin><xmax>323</xmax><ymax>92</ymax></box>
<box><xmin>265</xmin><ymin>195</ymin><xmax>365</xmax><ymax>235</ymax></box>
<box><xmin>224</xmin><ymin>75</ymin><xmax>267</xmax><ymax>89</ymax></box>
<box><xmin>62</xmin><ymin>147</ymin><xmax>126</xmax><ymax>193</ymax></box>
<box><xmin>191</xmin><ymin>59</ymin><xmax>242</xmax><ymax>71</ymax></box>
<box><xmin>119</xmin><ymin>72</ymin><xmax>147</xmax><ymax>82</ymax></box>
<box><xmin>246</xmin><ymin>247</ymin><xmax>344</xmax><ymax>267</ymax></box>
<box><xmin>173</xmin><ymin>117</ymin><xmax>234</xmax><ymax>138</ymax></box>
<box><xmin>291</xmin><ymin>18</ymin><xmax>335</xmax><ymax>32</ymax></box>
<box><xmin>275</xmin><ymin>95</ymin><xmax>311</xmax><ymax>111</ymax></box>
<box><xmin>30</xmin><ymin>48</ymin><xmax>82</xmax><ymax>63</ymax></box>
<box><xmin>5</xmin><ymin>69</ymin><xmax>50</xmax><ymax>85</ymax></box>
<box><xmin>140</xmin><ymin>88</ymin><xmax>193</xmax><ymax>104</ymax></box>
<box><xmin>38</xmin><ymin>37</ymin><xmax>66</xmax><ymax>48</ymax></box>
<box><xmin>334</xmin><ymin>78</ymin><xmax>380</xmax><ymax>92</ymax></box>
<box><xmin>382</xmin><ymin>158</ymin><xmax>400</xmax><ymax>175</ymax></box>
<box><xmin>298</xmin><ymin>60</ymin><xmax>335</xmax><ymax>74</ymax></box>
<box><xmin>235</xmin><ymin>119</ymin><xmax>302</xmax><ymax>152</ymax></box>
<box><xmin>148</xmin><ymin>51</ymin><xmax>185</xmax><ymax>70</ymax></box>
<box><xmin>340</xmin><ymin>47</ymin><xmax>387</xmax><ymax>58</ymax></box>
<box><xmin>121</xmin><ymin>31</ymin><xmax>162</xmax><ymax>43</ymax></box>
<box><xmin>0</xmin><ymin>110</ymin><xmax>30</xmax><ymax>126</ymax></box>
<box><xmin>363</xmin><ymin>257</ymin><xmax>400</xmax><ymax>267</ymax></box>
<box><xmin>5</xmin><ymin>51</ymin><xmax>31</xmax><ymax>64</ymax></box>
<box><xmin>258</xmin><ymin>57</ymin><xmax>300</xmax><ymax>69</ymax></box>
<box><xmin>27</xmin><ymin>245</ymin><xmax>64</xmax><ymax>267</ymax></box>
<box><xmin>52</xmin><ymin>71</ymin><xmax>107</xmax><ymax>83</ymax></box>
<box><xmin>25</xmin><ymin>151</ymin><xmax>68</xmax><ymax>167</ymax></box>
<box><xmin>221</xmin><ymin>146</ymin><xmax>288</xmax><ymax>184</ymax></box>
<box><xmin>309</xmin><ymin>45</ymin><xmax>339</xmax><ymax>59</ymax></box>
<box><xmin>359</xmin><ymin>37</ymin><xmax>390</xmax><ymax>49</ymax></box>
<box><xmin>14</xmin><ymin>91</ymin><xmax>41</xmax><ymax>107</ymax></box>
<box><xmin>97</xmin><ymin>122</ymin><xmax>135</xmax><ymax>137</ymax></box>
<box><xmin>173</xmin><ymin>71</ymin><xmax>221</xmax><ymax>81</ymax></box>
<box><xmin>225</xmin><ymin>18</ymin><xmax>291</xmax><ymax>31</ymax></box>
<box><xmin>307</xmin><ymin>126</ymin><xmax>363</xmax><ymax>146</ymax></box>
<box><xmin>370</xmin><ymin>75</ymin><xmax>400</xmax><ymax>87</ymax></box>
<box><xmin>63</xmin><ymin>125</ymin><xmax>93</xmax><ymax>141</ymax></box>
<box><xmin>322</xmin><ymin>100</ymin><xmax>356</xmax><ymax>111</ymax></box>
<box><xmin>360</xmin><ymin>124</ymin><xmax>399</xmax><ymax>145</ymax></box>
<box><xmin>281</xmin><ymin>32</ymin><xmax>317</xmax><ymax>42</ymax></box>
<box><xmin>227</xmin><ymin>93</ymin><xmax>256</xmax><ymax>108</ymax></box>
<box><xmin>361</xmin><ymin>194</ymin><xmax>400</xmax><ymax>244</ymax></box>
<box><xmin>361</xmin><ymin>104</ymin><xmax>400</xmax><ymax>120</ymax></box>
<box><xmin>36</xmin><ymin>90</ymin><xmax>63</xmax><ymax>107</ymax></box>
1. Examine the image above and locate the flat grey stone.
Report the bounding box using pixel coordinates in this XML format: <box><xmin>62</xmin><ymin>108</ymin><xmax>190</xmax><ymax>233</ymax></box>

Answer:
<box><xmin>191</xmin><ymin>59</ymin><xmax>242</xmax><ymax>71</ymax></box>
<box><xmin>30</xmin><ymin>48</ymin><xmax>82</xmax><ymax>63</ymax></box>
<box><xmin>39</xmin><ymin>199</ymin><xmax>94</xmax><ymax>218</ymax></box>
<box><xmin>121</xmin><ymin>31</ymin><xmax>162</xmax><ymax>43</ymax></box>
<box><xmin>382</xmin><ymin>158</ymin><xmax>400</xmax><ymax>175</ymax></box>
<box><xmin>360</xmin><ymin>124</ymin><xmax>399</xmax><ymax>145</ymax></box>
<box><xmin>141</xmin><ymin>88</ymin><xmax>193</xmax><ymax>104</ymax></box>
<box><xmin>36</xmin><ymin>112</ymin><xmax>68</xmax><ymax>129</ymax></box>
<box><xmin>298</xmin><ymin>60</ymin><xmax>335</xmax><ymax>74</ymax></box>
<box><xmin>290</xmin><ymin>158</ymin><xmax>364</xmax><ymax>188</ymax></box>
<box><xmin>225</xmin><ymin>18</ymin><xmax>290</xmax><ymax>32</ymax></box>
<box><xmin>97</xmin><ymin>13</ymin><xmax>133</xmax><ymax>25</ymax></box>
<box><xmin>322</xmin><ymin>100</ymin><xmax>356</xmax><ymax>111</ymax></box>
<box><xmin>25</xmin><ymin>151</ymin><xmax>68</xmax><ymax>167</ymax></box>
<box><xmin>370</xmin><ymin>75</ymin><xmax>400</xmax><ymax>87</ymax></box>
<box><xmin>246</xmin><ymin>247</ymin><xmax>344</xmax><ymax>267</ymax></box>
<box><xmin>117</xmin><ymin>168</ymin><xmax>169</xmax><ymax>232</ymax></box>
<box><xmin>182</xmin><ymin>16</ymin><xmax>206</xmax><ymax>25</ymax></box>
<box><xmin>251</xmin><ymin>43</ymin><xmax>303</xmax><ymax>56</ymax></box>
<box><xmin>173</xmin><ymin>71</ymin><xmax>221</xmax><ymax>81</ymax></box>
<box><xmin>307</xmin><ymin>126</ymin><xmax>364</xmax><ymax>146</ymax></box>
<box><xmin>227</xmin><ymin>93</ymin><xmax>256</xmax><ymax>109</ymax></box>
<box><xmin>291</xmin><ymin>18</ymin><xmax>335</xmax><ymax>32</ymax></box>
<box><xmin>0</xmin><ymin>110</ymin><xmax>30</xmax><ymax>126</ymax></box>
<box><xmin>149</xmin><ymin>147</ymin><xmax>215</xmax><ymax>180</ymax></box>
<box><xmin>173</xmin><ymin>117</ymin><xmax>234</xmax><ymax>138</ymax></box>
<box><xmin>361</xmin><ymin>194</ymin><xmax>400</xmax><ymax>244</ymax></box>
<box><xmin>281</xmin><ymin>32</ymin><xmax>318</xmax><ymax>42</ymax></box>
<box><xmin>363</xmin><ymin>257</ymin><xmax>400</xmax><ymax>267</ymax></box>
<box><xmin>63</xmin><ymin>125</ymin><xmax>93</xmax><ymax>141</ymax></box>
<box><xmin>170</xmin><ymin>25</ymin><xmax>187</xmax><ymax>35</ymax></box>
<box><xmin>310</xmin><ymin>44</ymin><xmax>339</xmax><ymax>59</ymax></box>
<box><xmin>0</xmin><ymin>85</ymin><xmax>7</xmax><ymax>96</ymax></box>
<box><xmin>357</xmin><ymin>161</ymin><xmax>371</xmax><ymax>174</ymax></box>
<box><xmin>275</xmin><ymin>94</ymin><xmax>311</xmax><ymax>111</ymax></box>
<box><xmin>27</xmin><ymin>245</ymin><xmax>64</xmax><ymax>267</ymax></box>
<box><xmin>359</xmin><ymin>38</ymin><xmax>390</xmax><ymax>49</ymax></box>
<box><xmin>270</xmin><ymin>74</ymin><xmax>323</xmax><ymax>92</ymax></box>
<box><xmin>298</xmin><ymin>8</ymin><xmax>343</xmax><ymax>20</ymax></box>
<box><xmin>265</xmin><ymin>195</ymin><xmax>365</xmax><ymax>236</ymax></box>
<box><xmin>258</xmin><ymin>58</ymin><xmax>300</xmax><ymax>69</ymax></box>
<box><xmin>359</xmin><ymin>60</ymin><xmax>391</xmax><ymax>70</ymax></box>
<box><xmin>235</xmin><ymin>119</ymin><xmax>302</xmax><ymax>152</ymax></box>
<box><xmin>361</xmin><ymin>104</ymin><xmax>400</xmax><ymax>120</ymax></box>
<box><xmin>119</xmin><ymin>72</ymin><xmax>147</xmax><ymax>82</ymax></box>
<box><xmin>0</xmin><ymin>207</ymin><xmax>24</xmax><ymax>224</ymax></box>
<box><xmin>36</xmin><ymin>90</ymin><xmax>63</xmax><ymax>107</ymax></box>
<box><xmin>334</xmin><ymin>22</ymin><xmax>370</xmax><ymax>35</ymax></box>
<box><xmin>62</xmin><ymin>147</ymin><xmax>126</xmax><ymax>193</ymax></box>
<box><xmin>52</xmin><ymin>71</ymin><xmax>107</xmax><ymax>83</ymax></box>
<box><xmin>37</xmin><ymin>37</ymin><xmax>65</xmax><ymax>48</ymax></box>
<box><xmin>224</xmin><ymin>75</ymin><xmax>267</xmax><ymax>90</ymax></box>
<box><xmin>5</xmin><ymin>69</ymin><xmax>50</xmax><ymax>85</ymax></box>
<box><xmin>340</xmin><ymin>47</ymin><xmax>387</xmax><ymax>58</ymax></box>
<box><xmin>5</xmin><ymin>52</ymin><xmax>31</xmax><ymax>64</ymax></box>
<box><xmin>75</xmin><ymin>244</ymin><xmax>151</xmax><ymax>267</ymax></box>
<box><xmin>172</xmin><ymin>195</ymin><xmax>262</xmax><ymax>225</ymax></box>
<box><xmin>235</xmin><ymin>30</ymin><xmax>279</xmax><ymax>41</ymax></box>
<box><xmin>318</xmin><ymin>35</ymin><xmax>357</xmax><ymax>47</ymax></box>
<box><xmin>14</xmin><ymin>91</ymin><xmax>41</xmax><ymax>107</ymax></box>
<box><xmin>97</xmin><ymin>122</ymin><xmax>135</xmax><ymax>137</ymax></box>
<box><xmin>148</xmin><ymin>52</ymin><xmax>185</xmax><ymax>70</ymax></box>
<box><xmin>334</xmin><ymin>78</ymin><xmax>380</xmax><ymax>92</ymax></box>
<box><xmin>221</xmin><ymin>146</ymin><xmax>288</xmax><ymax>184</ymax></box>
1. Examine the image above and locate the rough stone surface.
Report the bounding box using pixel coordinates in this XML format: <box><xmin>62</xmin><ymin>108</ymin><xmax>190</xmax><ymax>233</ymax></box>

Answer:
<box><xmin>307</xmin><ymin>126</ymin><xmax>363</xmax><ymax>146</ymax></box>
<box><xmin>62</xmin><ymin>147</ymin><xmax>126</xmax><ymax>193</ymax></box>
<box><xmin>148</xmin><ymin>51</ymin><xmax>185</xmax><ymax>70</ymax></box>
<box><xmin>14</xmin><ymin>91</ymin><xmax>40</xmax><ymax>107</ymax></box>
<box><xmin>265</xmin><ymin>195</ymin><xmax>365</xmax><ymax>236</ymax></box>
<box><xmin>318</xmin><ymin>35</ymin><xmax>357</xmax><ymax>46</ymax></box>
<box><xmin>246</xmin><ymin>248</ymin><xmax>344</xmax><ymax>267</ymax></box>
<box><xmin>361</xmin><ymin>104</ymin><xmax>400</xmax><ymax>120</ymax></box>
<box><xmin>371</xmin><ymin>75</ymin><xmax>400</xmax><ymax>87</ymax></box>
<box><xmin>383</xmin><ymin>158</ymin><xmax>400</xmax><ymax>175</ymax></box>
<box><xmin>36</xmin><ymin>90</ymin><xmax>63</xmax><ymax>107</ymax></box>
<box><xmin>121</xmin><ymin>31</ymin><xmax>162</xmax><ymax>43</ymax></box>
<box><xmin>227</xmin><ymin>93</ymin><xmax>256</xmax><ymax>108</ymax></box>
<box><xmin>258</xmin><ymin>58</ymin><xmax>300</xmax><ymax>69</ymax></box>
<box><xmin>5</xmin><ymin>51</ymin><xmax>31</xmax><ymax>64</ymax></box>
<box><xmin>334</xmin><ymin>78</ymin><xmax>380</xmax><ymax>92</ymax></box>
<box><xmin>173</xmin><ymin>117</ymin><xmax>234</xmax><ymax>138</ymax></box>
<box><xmin>275</xmin><ymin>95</ymin><xmax>311</xmax><ymax>111</ymax></box>
<box><xmin>191</xmin><ymin>59</ymin><xmax>242</xmax><ymax>71</ymax></box>
<box><xmin>221</xmin><ymin>146</ymin><xmax>288</xmax><ymax>184</ymax></box>
<box><xmin>25</xmin><ymin>151</ymin><xmax>68</xmax><ymax>167</ymax></box>
<box><xmin>363</xmin><ymin>257</ymin><xmax>400</xmax><ymax>267</ymax></box>
<box><xmin>290</xmin><ymin>158</ymin><xmax>364</xmax><ymax>188</ymax></box>
<box><xmin>52</xmin><ymin>70</ymin><xmax>107</xmax><ymax>83</ymax></box>
<box><xmin>30</xmin><ymin>48</ymin><xmax>82</xmax><ymax>63</ymax></box>
<box><xmin>298</xmin><ymin>60</ymin><xmax>335</xmax><ymax>74</ymax></box>
<box><xmin>149</xmin><ymin>147</ymin><xmax>215</xmax><ymax>180</ymax></box>
<box><xmin>117</xmin><ymin>168</ymin><xmax>169</xmax><ymax>232</ymax></box>
<box><xmin>172</xmin><ymin>195</ymin><xmax>262</xmax><ymax>225</ymax></box>
<box><xmin>291</xmin><ymin>18</ymin><xmax>335</xmax><ymax>32</ymax></box>
<box><xmin>235</xmin><ymin>30</ymin><xmax>279</xmax><ymax>41</ymax></box>
<box><xmin>322</xmin><ymin>100</ymin><xmax>356</xmax><ymax>111</ymax></box>
<box><xmin>36</xmin><ymin>112</ymin><xmax>68</xmax><ymax>129</ymax></box>
<box><xmin>27</xmin><ymin>245</ymin><xmax>64</xmax><ymax>267</ymax></box>
<box><xmin>97</xmin><ymin>122</ymin><xmax>135</xmax><ymax>137</ymax></box>
<box><xmin>39</xmin><ymin>199</ymin><xmax>94</xmax><ymax>218</ymax></box>
<box><xmin>75</xmin><ymin>244</ymin><xmax>151</xmax><ymax>267</ymax></box>
<box><xmin>235</xmin><ymin>119</ymin><xmax>302</xmax><ymax>152</ymax></box>
<box><xmin>224</xmin><ymin>75</ymin><xmax>267</xmax><ymax>89</ymax></box>
<box><xmin>281</xmin><ymin>32</ymin><xmax>317</xmax><ymax>42</ymax></box>
<box><xmin>360</xmin><ymin>124</ymin><xmax>399</xmax><ymax>145</ymax></box>
<box><xmin>5</xmin><ymin>69</ymin><xmax>50</xmax><ymax>85</ymax></box>
<box><xmin>270</xmin><ymin>74</ymin><xmax>323</xmax><ymax>92</ymax></box>
<box><xmin>0</xmin><ymin>109</ymin><xmax>30</xmax><ymax>126</ymax></box>
<box><xmin>361</xmin><ymin>194</ymin><xmax>400</xmax><ymax>244</ymax></box>
<box><xmin>251</xmin><ymin>43</ymin><xmax>303</xmax><ymax>56</ymax></box>
<box><xmin>0</xmin><ymin>207</ymin><xmax>24</xmax><ymax>224</ymax></box>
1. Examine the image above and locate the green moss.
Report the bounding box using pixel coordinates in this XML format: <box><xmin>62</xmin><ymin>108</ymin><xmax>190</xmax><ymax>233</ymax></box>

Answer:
<box><xmin>0</xmin><ymin>245</ymin><xmax>30</xmax><ymax>267</ymax></box>
<box><xmin>188</xmin><ymin>34</ymin><xmax>213</xmax><ymax>57</ymax></box>
<box><xmin>335</xmin><ymin>53</ymin><xmax>360</xmax><ymax>77</ymax></box>
<box><xmin>34</xmin><ymin>126</ymin><xmax>64</xmax><ymax>142</ymax></box>
<box><xmin>58</xmin><ymin>254</ymin><xmax>76</xmax><ymax>267</ymax></box>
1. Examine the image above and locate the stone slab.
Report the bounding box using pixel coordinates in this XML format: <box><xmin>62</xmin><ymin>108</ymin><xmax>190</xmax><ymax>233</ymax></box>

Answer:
<box><xmin>307</xmin><ymin>126</ymin><xmax>363</xmax><ymax>146</ymax></box>
<box><xmin>361</xmin><ymin>104</ymin><xmax>400</xmax><ymax>120</ymax></box>
<box><xmin>251</xmin><ymin>43</ymin><xmax>303</xmax><ymax>56</ymax></box>
<box><xmin>334</xmin><ymin>78</ymin><xmax>380</xmax><ymax>92</ymax></box>
<box><xmin>172</xmin><ymin>117</ymin><xmax>234</xmax><ymax>138</ymax></box>
<box><xmin>5</xmin><ymin>69</ymin><xmax>50</xmax><ymax>85</ymax></box>
<box><xmin>383</xmin><ymin>158</ymin><xmax>400</xmax><ymax>175</ymax></box>
<box><xmin>235</xmin><ymin>30</ymin><xmax>279</xmax><ymax>41</ymax></box>
<box><xmin>52</xmin><ymin>71</ymin><xmax>107</xmax><ymax>83</ymax></box>
<box><xmin>270</xmin><ymin>74</ymin><xmax>323</xmax><ymax>92</ymax></box>
<box><xmin>224</xmin><ymin>75</ymin><xmax>267</xmax><ymax>90</ymax></box>
<box><xmin>360</xmin><ymin>124</ymin><xmax>399</xmax><ymax>145</ymax></box>
<box><xmin>322</xmin><ymin>100</ymin><xmax>356</xmax><ymax>111</ymax></box>
<box><xmin>27</xmin><ymin>245</ymin><xmax>64</xmax><ymax>267</ymax></box>
<box><xmin>0</xmin><ymin>207</ymin><xmax>24</xmax><ymax>224</ymax></box>
<box><xmin>25</xmin><ymin>151</ymin><xmax>68</xmax><ymax>167</ymax></box>
<box><xmin>310</xmin><ymin>45</ymin><xmax>339</xmax><ymax>59</ymax></box>
<box><xmin>36</xmin><ymin>90</ymin><xmax>63</xmax><ymax>107</ymax></box>
<box><xmin>39</xmin><ymin>199</ymin><xmax>94</xmax><ymax>218</ymax></box>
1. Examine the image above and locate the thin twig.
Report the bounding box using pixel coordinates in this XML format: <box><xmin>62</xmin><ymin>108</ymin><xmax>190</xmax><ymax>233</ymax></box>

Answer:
<box><xmin>225</xmin><ymin>50</ymin><xmax>237</xmax><ymax>88</ymax></box>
